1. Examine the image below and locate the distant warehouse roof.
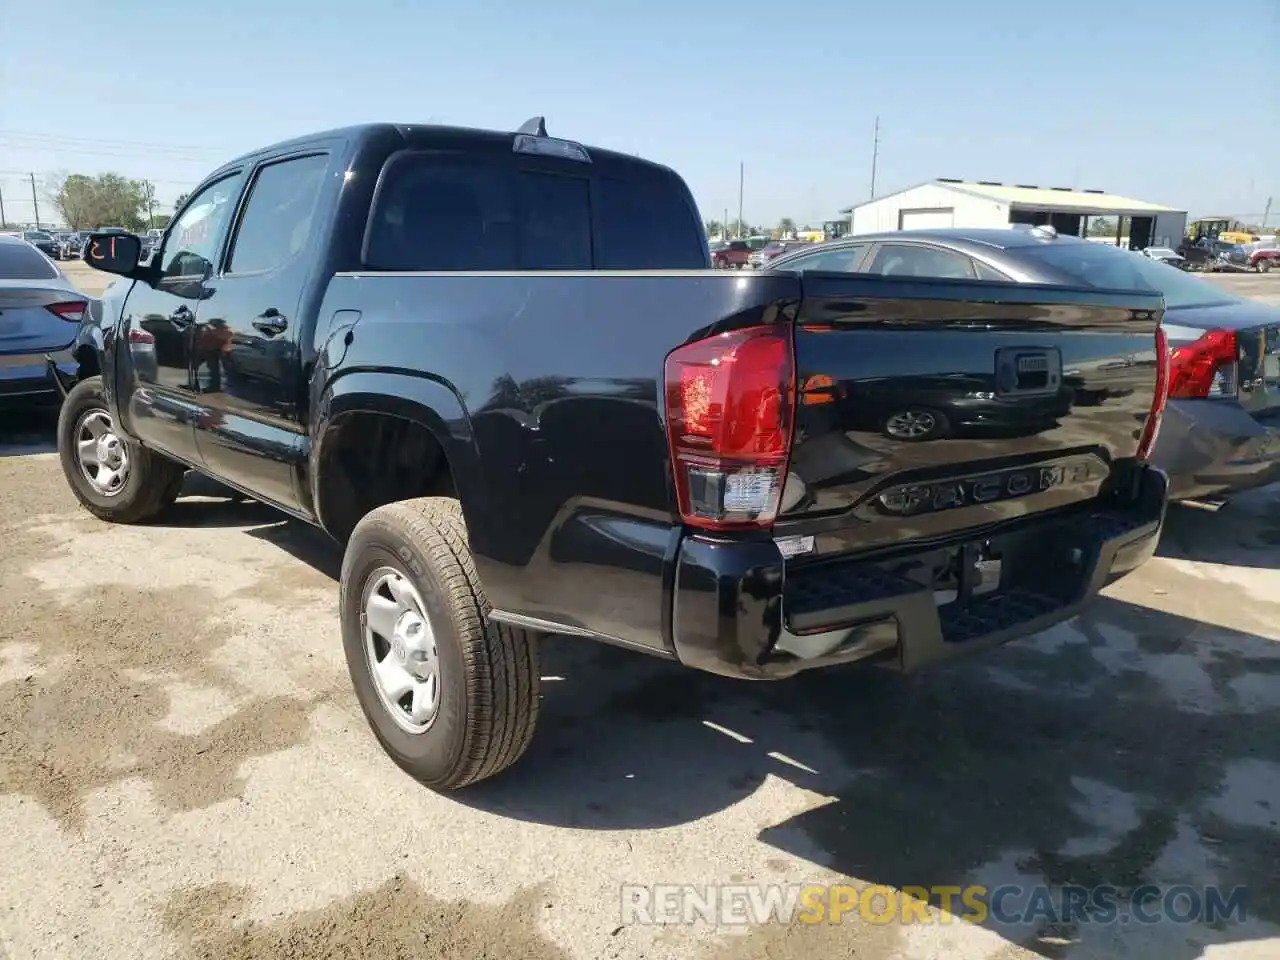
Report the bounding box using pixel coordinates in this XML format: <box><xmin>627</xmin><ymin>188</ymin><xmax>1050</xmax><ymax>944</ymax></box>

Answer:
<box><xmin>840</xmin><ymin>180</ymin><xmax>1185</xmax><ymax>217</ymax></box>
<box><xmin>935</xmin><ymin>179</ymin><xmax>1184</xmax><ymax>215</ymax></box>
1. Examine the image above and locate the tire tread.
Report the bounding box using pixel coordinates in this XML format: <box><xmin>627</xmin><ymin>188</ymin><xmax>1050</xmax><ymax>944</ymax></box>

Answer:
<box><xmin>347</xmin><ymin>497</ymin><xmax>539</xmax><ymax>789</ymax></box>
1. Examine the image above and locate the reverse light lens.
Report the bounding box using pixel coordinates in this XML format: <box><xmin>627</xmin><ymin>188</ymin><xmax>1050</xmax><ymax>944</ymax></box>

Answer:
<box><xmin>664</xmin><ymin>326</ymin><xmax>796</xmax><ymax>530</ymax></box>
<box><xmin>45</xmin><ymin>300</ymin><xmax>88</xmax><ymax>323</ymax></box>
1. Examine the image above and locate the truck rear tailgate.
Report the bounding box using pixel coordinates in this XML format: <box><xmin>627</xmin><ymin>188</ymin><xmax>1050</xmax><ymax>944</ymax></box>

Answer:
<box><xmin>776</xmin><ymin>273</ymin><xmax>1165</xmax><ymax>548</ymax></box>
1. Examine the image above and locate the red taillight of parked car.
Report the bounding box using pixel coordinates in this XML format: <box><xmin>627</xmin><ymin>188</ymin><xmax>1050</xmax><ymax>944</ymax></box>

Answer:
<box><xmin>1137</xmin><ymin>325</ymin><xmax>1169</xmax><ymax>460</ymax></box>
<box><xmin>663</xmin><ymin>325</ymin><xmax>796</xmax><ymax>530</ymax></box>
<box><xmin>45</xmin><ymin>300</ymin><xmax>88</xmax><ymax>323</ymax></box>
<box><xmin>1167</xmin><ymin>328</ymin><xmax>1238</xmax><ymax>400</ymax></box>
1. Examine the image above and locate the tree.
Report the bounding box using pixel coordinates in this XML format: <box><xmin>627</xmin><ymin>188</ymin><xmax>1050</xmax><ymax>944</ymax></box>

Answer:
<box><xmin>704</xmin><ymin>219</ymin><xmax>724</xmax><ymax>239</ymax></box>
<box><xmin>47</xmin><ymin>174</ymin><xmax>96</xmax><ymax>229</ymax></box>
<box><xmin>141</xmin><ymin>180</ymin><xmax>157</xmax><ymax>228</ymax></box>
<box><xmin>173</xmin><ymin>192</ymin><xmax>189</xmax><ymax>211</ymax></box>
<box><xmin>151</xmin><ymin>213</ymin><xmax>172</xmax><ymax>229</ymax></box>
<box><xmin>778</xmin><ymin>217</ymin><xmax>796</xmax><ymax>237</ymax></box>
<box><xmin>1086</xmin><ymin>217</ymin><xmax>1117</xmax><ymax>237</ymax></box>
<box><xmin>49</xmin><ymin>172</ymin><xmax>150</xmax><ymax>230</ymax></box>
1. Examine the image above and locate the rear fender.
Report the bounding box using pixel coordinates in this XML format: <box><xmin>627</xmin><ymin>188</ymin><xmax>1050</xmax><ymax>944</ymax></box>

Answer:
<box><xmin>311</xmin><ymin>369</ymin><xmax>490</xmax><ymax>540</ymax></box>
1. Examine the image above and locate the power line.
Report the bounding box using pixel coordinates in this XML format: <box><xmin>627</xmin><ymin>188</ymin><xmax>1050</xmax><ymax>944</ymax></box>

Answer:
<box><xmin>0</xmin><ymin>170</ymin><xmax>198</xmax><ymax>187</ymax></box>
<box><xmin>0</xmin><ymin>129</ymin><xmax>229</xmax><ymax>157</ymax></box>
<box><xmin>0</xmin><ymin>139</ymin><xmax>217</xmax><ymax>165</ymax></box>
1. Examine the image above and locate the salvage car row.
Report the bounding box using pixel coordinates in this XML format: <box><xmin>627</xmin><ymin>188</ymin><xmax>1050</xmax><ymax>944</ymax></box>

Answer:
<box><xmin>3</xmin><ymin>116</ymin><xmax>1278</xmax><ymax>795</ymax></box>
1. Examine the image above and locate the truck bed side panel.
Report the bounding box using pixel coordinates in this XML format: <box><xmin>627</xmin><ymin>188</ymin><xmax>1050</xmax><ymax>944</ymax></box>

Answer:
<box><xmin>315</xmin><ymin>271</ymin><xmax>801</xmax><ymax>653</ymax></box>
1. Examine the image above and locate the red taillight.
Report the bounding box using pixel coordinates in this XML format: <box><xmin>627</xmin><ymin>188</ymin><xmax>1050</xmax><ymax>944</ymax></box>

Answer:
<box><xmin>1137</xmin><ymin>325</ymin><xmax>1169</xmax><ymax>460</ymax></box>
<box><xmin>45</xmin><ymin>300</ymin><xmax>88</xmax><ymax>323</ymax></box>
<box><xmin>663</xmin><ymin>325</ymin><xmax>796</xmax><ymax>530</ymax></box>
<box><xmin>1167</xmin><ymin>328</ymin><xmax>1238</xmax><ymax>400</ymax></box>
<box><xmin>127</xmin><ymin>328</ymin><xmax>155</xmax><ymax>345</ymax></box>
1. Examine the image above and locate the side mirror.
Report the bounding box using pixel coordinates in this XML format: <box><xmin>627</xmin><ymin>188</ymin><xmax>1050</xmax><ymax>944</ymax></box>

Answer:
<box><xmin>82</xmin><ymin>233</ymin><xmax>143</xmax><ymax>276</ymax></box>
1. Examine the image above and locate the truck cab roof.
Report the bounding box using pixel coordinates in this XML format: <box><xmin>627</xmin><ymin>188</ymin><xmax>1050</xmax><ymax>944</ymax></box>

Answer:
<box><xmin>216</xmin><ymin>120</ymin><xmax>680</xmax><ymax>184</ymax></box>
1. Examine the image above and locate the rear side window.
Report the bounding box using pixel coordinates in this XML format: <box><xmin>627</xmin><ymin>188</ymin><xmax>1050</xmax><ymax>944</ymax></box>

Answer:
<box><xmin>867</xmin><ymin>243</ymin><xmax>975</xmax><ymax>279</ymax></box>
<box><xmin>595</xmin><ymin>176</ymin><xmax>704</xmax><ymax>268</ymax></box>
<box><xmin>0</xmin><ymin>242</ymin><xmax>58</xmax><ymax>280</ymax></box>
<box><xmin>365</xmin><ymin>154</ymin><xmax>704</xmax><ymax>270</ymax></box>
<box><xmin>973</xmin><ymin>259</ymin><xmax>1010</xmax><ymax>281</ymax></box>
<box><xmin>366</xmin><ymin>161</ymin><xmax>516</xmax><ymax>271</ymax></box>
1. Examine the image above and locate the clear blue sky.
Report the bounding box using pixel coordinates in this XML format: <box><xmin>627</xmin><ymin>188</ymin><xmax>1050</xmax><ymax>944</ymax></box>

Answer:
<box><xmin>1</xmin><ymin>0</ymin><xmax>1276</xmax><ymax>226</ymax></box>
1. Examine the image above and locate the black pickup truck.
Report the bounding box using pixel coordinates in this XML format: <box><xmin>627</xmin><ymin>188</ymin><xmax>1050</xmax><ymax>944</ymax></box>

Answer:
<box><xmin>54</xmin><ymin>117</ymin><xmax>1170</xmax><ymax>790</ymax></box>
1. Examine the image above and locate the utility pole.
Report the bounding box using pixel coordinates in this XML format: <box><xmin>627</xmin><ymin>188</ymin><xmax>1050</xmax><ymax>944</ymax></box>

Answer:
<box><xmin>737</xmin><ymin>163</ymin><xmax>744</xmax><ymax>239</ymax></box>
<box><xmin>145</xmin><ymin>180</ymin><xmax>156</xmax><ymax>228</ymax></box>
<box><xmin>29</xmin><ymin>173</ymin><xmax>41</xmax><ymax>229</ymax></box>
<box><xmin>869</xmin><ymin>116</ymin><xmax>880</xmax><ymax>200</ymax></box>
<box><xmin>0</xmin><ymin>184</ymin><xmax>6</xmax><ymax>228</ymax></box>
<box><xmin>1262</xmin><ymin>197</ymin><xmax>1273</xmax><ymax>231</ymax></box>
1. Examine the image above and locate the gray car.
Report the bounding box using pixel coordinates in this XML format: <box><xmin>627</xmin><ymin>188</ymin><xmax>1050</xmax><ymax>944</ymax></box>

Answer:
<box><xmin>770</xmin><ymin>226</ymin><xmax>1280</xmax><ymax>503</ymax></box>
<box><xmin>0</xmin><ymin>235</ymin><xmax>90</xmax><ymax>407</ymax></box>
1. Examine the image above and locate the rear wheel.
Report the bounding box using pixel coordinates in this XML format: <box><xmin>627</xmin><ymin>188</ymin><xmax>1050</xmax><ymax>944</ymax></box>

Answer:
<box><xmin>339</xmin><ymin>497</ymin><xmax>540</xmax><ymax>790</ymax></box>
<box><xmin>57</xmin><ymin>376</ymin><xmax>185</xmax><ymax>523</ymax></box>
<box><xmin>1260</xmin><ymin>259</ymin><xmax>1273</xmax><ymax>273</ymax></box>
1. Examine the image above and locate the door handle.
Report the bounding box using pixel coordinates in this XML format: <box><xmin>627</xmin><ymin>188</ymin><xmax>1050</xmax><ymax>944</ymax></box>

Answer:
<box><xmin>168</xmin><ymin>306</ymin><xmax>195</xmax><ymax>327</ymax></box>
<box><xmin>252</xmin><ymin>310</ymin><xmax>288</xmax><ymax>336</ymax></box>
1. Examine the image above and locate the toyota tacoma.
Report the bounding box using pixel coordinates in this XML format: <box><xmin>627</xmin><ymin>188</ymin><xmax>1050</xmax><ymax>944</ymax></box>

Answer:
<box><xmin>53</xmin><ymin>117</ymin><xmax>1171</xmax><ymax>790</ymax></box>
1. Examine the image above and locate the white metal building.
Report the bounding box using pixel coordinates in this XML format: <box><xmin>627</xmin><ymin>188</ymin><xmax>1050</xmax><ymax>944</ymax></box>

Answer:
<box><xmin>843</xmin><ymin>180</ymin><xmax>1187</xmax><ymax>250</ymax></box>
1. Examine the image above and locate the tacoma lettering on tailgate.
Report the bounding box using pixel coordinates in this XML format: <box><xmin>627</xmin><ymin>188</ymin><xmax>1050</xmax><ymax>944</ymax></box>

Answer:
<box><xmin>872</xmin><ymin>454</ymin><xmax>1106</xmax><ymax>517</ymax></box>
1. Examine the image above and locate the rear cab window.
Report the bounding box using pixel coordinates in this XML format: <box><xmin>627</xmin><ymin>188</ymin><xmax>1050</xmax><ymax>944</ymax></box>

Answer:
<box><xmin>0</xmin><ymin>242</ymin><xmax>59</xmax><ymax>280</ymax></box>
<box><xmin>364</xmin><ymin>148</ymin><xmax>705</xmax><ymax>271</ymax></box>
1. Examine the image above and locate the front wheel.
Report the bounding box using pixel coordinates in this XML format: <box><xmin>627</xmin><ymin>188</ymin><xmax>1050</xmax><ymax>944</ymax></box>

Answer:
<box><xmin>56</xmin><ymin>376</ymin><xmax>186</xmax><ymax>523</ymax></box>
<box><xmin>339</xmin><ymin>497</ymin><xmax>540</xmax><ymax>790</ymax></box>
<box><xmin>1260</xmin><ymin>260</ymin><xmax>1273</xmax><ymax>273</ymax></box>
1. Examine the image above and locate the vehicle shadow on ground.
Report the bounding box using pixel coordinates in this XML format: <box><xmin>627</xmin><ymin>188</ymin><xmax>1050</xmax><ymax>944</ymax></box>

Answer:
<box><xmin>455</xmin><ymin>597</ymin><xmax>1280</xmax><ymax>958</ymax></box>
<box><xmin>131</xmin><ymin>472</ymin><xmax>284</xmax><ymax>530</ymax></box>
<box><xmin>0</xmin><ymin>409</ymin><xmax>58</xmax><ymax>458</ymax></box>
<box><xmin>1157</xmin><ymin>488</ymin><xmax>1280</xmax><ymax>568</ymax></box>
<box><xmin>154</xmin><ymin>479</ymin><xmax>344</xmax><ymax>579</ymax></box>
<box><xmin>134</xmin><ymin>479</ymin><xmax>1280</xmax><ymax>956</ymax></box>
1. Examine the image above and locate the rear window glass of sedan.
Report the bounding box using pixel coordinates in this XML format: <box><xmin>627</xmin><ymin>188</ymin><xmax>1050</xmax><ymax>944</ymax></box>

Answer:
<box><xmin>1018</xmin><ymin>242</ymin><xmax>1236</xmax><ymax>310</ymax></box>
<box><xmin>0</xmin><ymin>242</ymin><xmax>59</xmax><ymax>280</ymax></box>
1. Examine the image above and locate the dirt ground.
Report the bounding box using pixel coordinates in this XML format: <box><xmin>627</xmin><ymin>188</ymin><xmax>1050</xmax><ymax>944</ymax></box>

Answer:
<box><xmin>0</xmin><ymin>268</ymin><xmax>1277</xmax><ymax>959</ymax></box>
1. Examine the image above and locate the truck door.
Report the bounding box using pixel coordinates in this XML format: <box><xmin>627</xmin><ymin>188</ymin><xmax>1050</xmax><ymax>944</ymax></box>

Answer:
<box><xmin>190</xmin><ymin>151</ymin><xmax>332</xmax><ymax>511</ymax></box>
<box><xmin>118</xmin><ymin>171</ymin><xmax>245</xmax><ymax>466</ymax></box>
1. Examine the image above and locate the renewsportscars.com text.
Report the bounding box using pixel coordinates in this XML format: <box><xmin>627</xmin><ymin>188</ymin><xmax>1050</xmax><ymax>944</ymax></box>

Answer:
<box><xmin>620</xmin><ymin>883</ymin><xmax>1249</xmax><ymax>927</ymax></box>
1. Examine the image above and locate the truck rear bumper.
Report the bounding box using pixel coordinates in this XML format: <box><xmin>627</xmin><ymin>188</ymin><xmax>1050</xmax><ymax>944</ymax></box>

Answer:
<box><xmin>670</xmin><ymin>464</ymin><xmax>1168</xmax><ymax>680</ymax></box>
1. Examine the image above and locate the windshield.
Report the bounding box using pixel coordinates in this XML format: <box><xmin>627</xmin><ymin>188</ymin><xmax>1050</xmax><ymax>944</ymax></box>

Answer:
<box><xmin>1019</xmin><ymin>241</ymin><xmax>1238</xmax><ymax>310</ymax></box>
<box><xmin>23</xmin><ymin>231</ymin><xmax>52</xmax><ymax>241</ymax></box>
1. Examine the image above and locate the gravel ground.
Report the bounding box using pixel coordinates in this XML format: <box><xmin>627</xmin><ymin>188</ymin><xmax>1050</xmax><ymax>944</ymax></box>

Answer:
<box><xmin>0</xmin><ymin>267</ymin><xmax>1277</xmax><ymax>959</ymax></box>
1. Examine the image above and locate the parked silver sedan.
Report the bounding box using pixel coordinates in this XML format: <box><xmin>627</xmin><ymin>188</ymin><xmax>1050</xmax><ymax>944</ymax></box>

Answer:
<box><xmin>770</xmin><ymin>226</ymin><xmax>1280</xmax><ymax>504</ymax></box>
<box><xmin>0</xmin><ymin>235</ymin><xmax>90</xmax><ymax>408</ymax></box>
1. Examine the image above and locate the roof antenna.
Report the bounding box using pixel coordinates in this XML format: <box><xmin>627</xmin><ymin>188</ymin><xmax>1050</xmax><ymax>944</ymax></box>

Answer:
<box><xmin>516</xmin><ymin>116</ymin><xmax>547</xmax><ymax>137</ymax></box>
